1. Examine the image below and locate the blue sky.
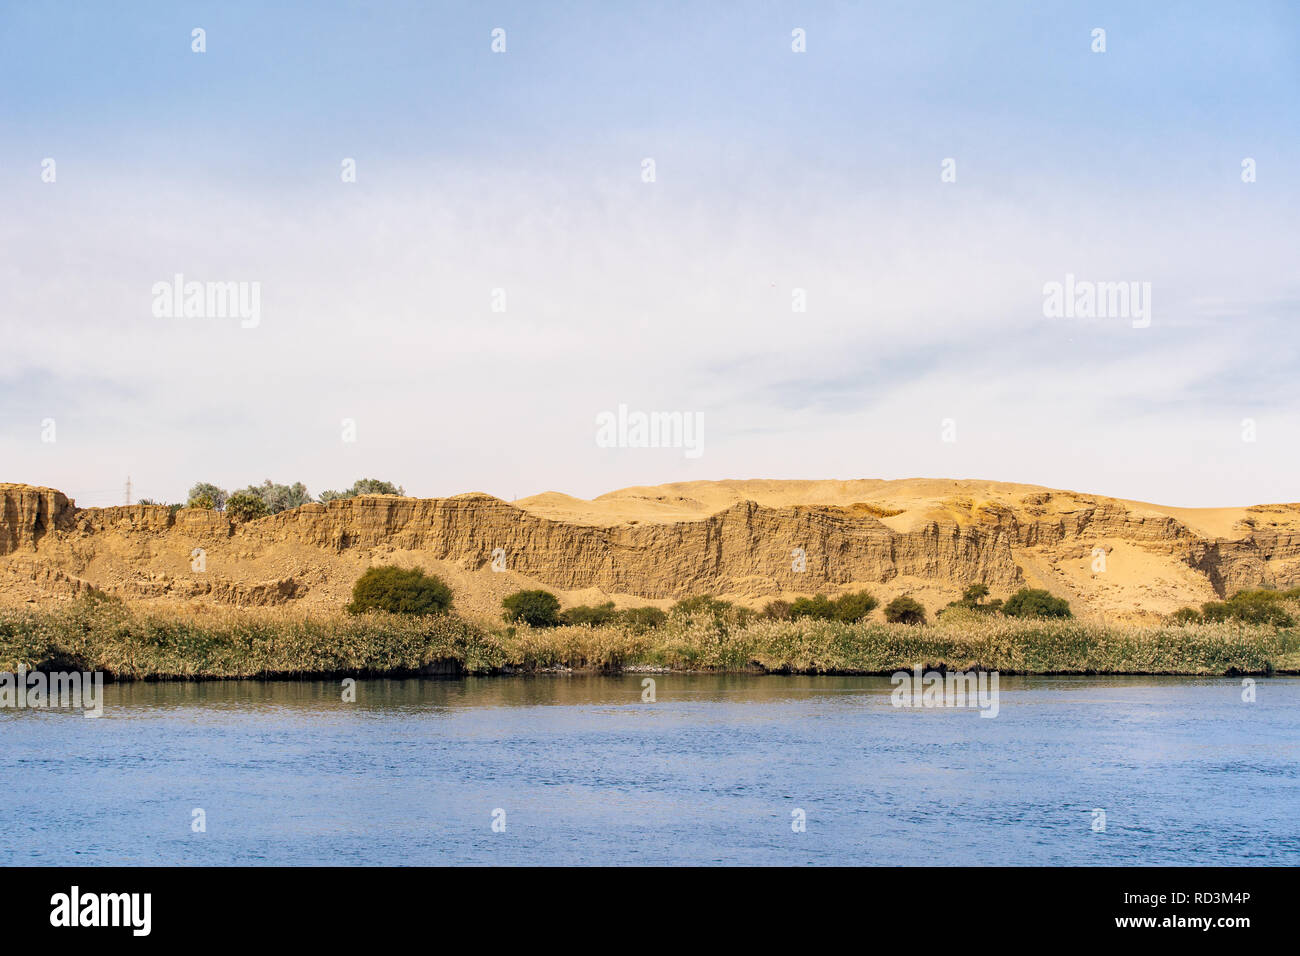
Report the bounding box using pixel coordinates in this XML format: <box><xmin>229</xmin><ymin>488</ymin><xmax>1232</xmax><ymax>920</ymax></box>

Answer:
<box><xmin>2</xmin><ymin>1</ymin><xmax>1298</xmax><ymax>506</ymax></box>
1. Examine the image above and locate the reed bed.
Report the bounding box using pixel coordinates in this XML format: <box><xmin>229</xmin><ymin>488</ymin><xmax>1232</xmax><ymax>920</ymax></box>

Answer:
<box><xmin>1</xmin><ymin>597</ymin><xmax>1296</xmax><ymax>680</ymax></box>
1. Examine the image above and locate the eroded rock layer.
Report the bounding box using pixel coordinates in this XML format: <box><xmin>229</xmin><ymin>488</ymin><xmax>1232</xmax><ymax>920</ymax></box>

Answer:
<box><xmin>2</xmin><ymin>480</ymin><xmax>1298</xmax><ymax>620</ymax></box>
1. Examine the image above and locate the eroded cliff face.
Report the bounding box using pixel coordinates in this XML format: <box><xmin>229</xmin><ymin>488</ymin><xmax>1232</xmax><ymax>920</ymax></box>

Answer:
<box><xmin>2</xmin><ymin>480</ymin><xmax>1298</xmax><ymax>620</ymax></box>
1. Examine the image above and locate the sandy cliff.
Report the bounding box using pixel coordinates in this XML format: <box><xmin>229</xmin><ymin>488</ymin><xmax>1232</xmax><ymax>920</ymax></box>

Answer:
<box><xmin>2</xmin><ymin>479</ymin><xmax>1298</xmax><ymax>621</ymax></box>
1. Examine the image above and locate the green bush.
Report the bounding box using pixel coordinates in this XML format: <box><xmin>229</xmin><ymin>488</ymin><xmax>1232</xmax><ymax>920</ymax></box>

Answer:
<box><xmin>319</xmin><ymin>478</ymin><xmax>406</xmax><ymax>503</ymax></box>
<box><xmin>226</xmin><ymin>491</ymin><xmax>270</xmax><ymax>522</ymax></box>
<box><xmin>502</xmin><ymin>589</ymin><xmax>561</xmax><ymax>627</ymax></box>
<box><xmin>833</xmin><ymin>590</ymin><xmax>878</xmax><ymax>622</ymax></box>
<box><xmin>619</xmin><ymin>606</ymin><xmax>668</xmax><ymax>632</ymax></box>
<box><xmin>1002</xmin><ymin>588</ymin><xmax>1072</xmax><ymax>619</ymax></box>
<box><xmin>345</xmin><ymin>566</ymin><xmax>453</xmax><ymax>616</ymax></box>
<box><xmin>559</xmin><ymin>602</ymin><xmax>618</xmax><ymax>627</ymax></box>
<box><xmin>1171</xmin><ymin>607</ymin><xmax>1203</xmax><ymax>625</ymax></box>
<box><xmin>1202</xmin><ymin>589</ymin><xmax>1294</xmax><ymax>627</ymax></box>
<box><xmin>883</xmin><ymin>595</ymin><xmax>927</xmax><ymax>625</ymax></box>
<box><xmin>790</xmin><ymin>594</ymin><xmax>836</xmax><ymax>620</ymax></box>
<box><xmin>187</xmin><ymin>494</ymin><xmax>215</xmax><ymax>510</ymax></box>
<box><xmin>761</xmin><ymin>599</ymin><xmax>792</xmax><ymax>621</ymax></box>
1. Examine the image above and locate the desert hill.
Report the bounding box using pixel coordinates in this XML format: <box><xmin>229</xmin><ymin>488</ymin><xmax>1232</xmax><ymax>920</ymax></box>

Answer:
<box><xmin>3</xmin><ymin>479</ymin><xmax>1299</xmax><ymax>622</ymax></box>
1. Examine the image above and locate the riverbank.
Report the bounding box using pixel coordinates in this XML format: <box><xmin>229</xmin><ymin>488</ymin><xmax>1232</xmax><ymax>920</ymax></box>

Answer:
<box><xmin>2</xmin><ymin>598</ymin><xmax>1297</xmax><ymax>679</ymax></box>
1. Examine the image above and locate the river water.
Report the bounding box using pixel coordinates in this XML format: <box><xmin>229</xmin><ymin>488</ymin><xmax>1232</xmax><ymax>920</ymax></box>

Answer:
<box><xmin>2</xmin><ymin>675</ymin><xmax>1296</xmax><ymax>865</ymax></box>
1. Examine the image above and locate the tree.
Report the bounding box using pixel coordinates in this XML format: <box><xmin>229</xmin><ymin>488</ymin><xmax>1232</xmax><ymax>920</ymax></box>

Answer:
<box><xmin>961</xmin><ymin>583</ymin><xmax>991</xmax><ymax>605</ymax></box>
<box><xmin>502</xmin><ymin>589</ymin><xmax>561</xmax><ymax>627</ymax></box>
<box><xmin>188</xmin><ymin>494</ymin><xmax>215</xmax><ymax>510</ymax></box>
<box><xmin>345</xmin><ymin>566</ymin><xmax>453</xmax><ymax>615</ymax></box>
<box><xmin>233</xmin><ymin>480</ymin><xmax>313</xmax><ymax>514</ymax></box>
<box><xmin>1171</xmin><ymin>607</ymin><xmax>1202</xmax><ymax>625</ymax></box>
<box><xmin>187</xmin><ymin>482</ymin><xmax>227</xmax><ymax>510</ymax></box>
<box><xmin>833</xmin><ymin>590</ymin><xmax>879</xmax><ymax>622</ymax></box>
<box><xmin>226</xmin><ymin>491</ymin><xmax>270</xmax><ymax>522</ymax></box>
<box><xmin>1002</xmin><ymin>588</ymin><xmax>1072</xmax><ymax>619</ymax></box>
<box><xmin>884</xmin><ymin>596</ymin><xmax>927</xmax><ymax>625</ymax></box>
<box><xmin>319</xmin><ymin>478</ymin><xmax>406</xmax><ymax>503</ymax></box>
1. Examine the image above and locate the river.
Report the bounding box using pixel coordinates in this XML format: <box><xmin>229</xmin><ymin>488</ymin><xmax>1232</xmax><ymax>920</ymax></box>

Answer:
<box><xmin>2</xmin><ymin>675</ymin><xmax>1296</xmax><ymax>865</ymax></box>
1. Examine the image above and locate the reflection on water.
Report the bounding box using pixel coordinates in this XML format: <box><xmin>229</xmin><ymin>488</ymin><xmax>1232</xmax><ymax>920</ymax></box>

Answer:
<box><xmin>2</xmin><ymin>675</ymin><xmax>1297</xmax><ymax>865</ymax></box>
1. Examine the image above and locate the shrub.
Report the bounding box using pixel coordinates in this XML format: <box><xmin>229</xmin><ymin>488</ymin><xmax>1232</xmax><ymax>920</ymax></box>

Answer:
<box><xmin>672</xmin><ymin>595</ymin><xmax>734</xmax><ymax>618</ymax></box>
<box><xmin>619</xmin><ymin>606</ymin><xmax>668</xmax><ymax>632</ymax></box>
<box><xmin>761</xmin><ymin>599</ymin><xmax>792</xmax><ymax>621</ymax></box>
<box><xmin>187</xmin><ymin>494</ymin><xmax>215</xmax><ymax>510</ymax></box>
<box><xmin>559</xmin><ymin>602</ymin><xmax>618</xmax><ymax>627</ymax></box>
<box><xmin>790</xmin><ymin>594</ymin><xmax>836</xmax><ymax>620</ymax></box>
<box><xmin>1203</xmin><ymin>589</ymin><xmax>1294</xmax><ymax>627</ymax></box>
<box><xmin>1201</xmin><ymin>601</ymin><xmax>1230</xmax><ymax>623</ymax></box>
<box><xmin>345</xmin><ymin>566</ymin><xmax>453</xmax><ymax>616</ymax></box>
<box><xmin>832</xmin><ymin>590</ymin><xmax>878</xmax><ymax>622</ymax></box>
<box><xmin>502</xmin><ymin>589</ymin><xmax>561</xmax><ymax>627</ymax></box>
<box><xmin>1171</xmin><ymin>607</ymin><xmax>1203</xmax><ymax>625</ymax></box>
<box><xmin>1002</xmin><ymin>588</ymin><xmax>1072</xmax><ymax>619</ymax></box>
<box><xmin>226</xmin><ymin>491</ymin><xmax>270</xmax><ymax>522</ymax></box>
<box><xmin>319</xmin><ymin>478</ymin><xmax>406</xmax><ymax>503</ymax></box>
<box><xmin>961</xmin><ymin>583</ymin><xmax>991</xmax><ymax>605</ymax></box>
<box><xmin>883</xmin><ymin>595</ymin><xmax>927</xmax><ymax>625</ymax></box>
<box><xmin>187</xmin><ymin>482</ymin><xmax>228</xmax><ymax>511</ymax></box>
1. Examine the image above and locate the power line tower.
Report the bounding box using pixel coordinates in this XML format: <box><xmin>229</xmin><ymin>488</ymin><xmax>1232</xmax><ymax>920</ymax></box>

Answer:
<box><xmin>124</xmin><ymin>475</ymin><xmax>132</xmax><ymax>506</ymax></box>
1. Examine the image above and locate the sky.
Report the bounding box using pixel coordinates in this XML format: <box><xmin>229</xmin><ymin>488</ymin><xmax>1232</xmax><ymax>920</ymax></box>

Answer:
<box><xmin>1</xmin><ymin>1</ymin><xmax>1298</xmax><ymax>508</ymax></box>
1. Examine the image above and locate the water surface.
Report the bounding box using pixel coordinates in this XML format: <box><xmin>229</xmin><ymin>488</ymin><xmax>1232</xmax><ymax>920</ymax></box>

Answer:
<box><xmin>2</xmin><ymin>675</ymin><xmax>1296</xmax><ymax>865</ymax></box>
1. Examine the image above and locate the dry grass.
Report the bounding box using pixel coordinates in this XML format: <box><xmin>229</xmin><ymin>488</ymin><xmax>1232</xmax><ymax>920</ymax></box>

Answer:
<box><xmin>1</xmin><ymin>596</ymin><xmax>1296</xmax><ymax>680</ymax></box>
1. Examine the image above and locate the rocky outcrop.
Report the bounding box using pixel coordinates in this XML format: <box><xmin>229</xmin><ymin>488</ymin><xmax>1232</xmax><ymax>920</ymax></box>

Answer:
<box><xmin>2</xmin><ymin>480</ymin><xmax>1299</xmax><ymax>618</ymax></box>
<box><xmin>0</xmin><ymin>484</ymin><xmax>76</xmax><ymax>555</ymax></box>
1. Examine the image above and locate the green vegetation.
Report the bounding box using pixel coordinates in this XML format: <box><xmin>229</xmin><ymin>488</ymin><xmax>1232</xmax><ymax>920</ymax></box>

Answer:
<box><xmin>1002</xmin><ymin>588</ymin><xmax>1073</xmax><ymax>619</ymax></box>
<box><xmin>187</xmin><ymin>482</ymin><xmax>227</xmax><ymax>511</ymax></box>
<box><xmin>829</xmin><ymin>590</ymin><xmax>879</xmax><ymax>622</ymax></box>
<box><xmin>225</xmin><ymin>491</ymin><xmax>270</xmax><ymax>522</ymax></box>
<box><xmin>760</xmin><ymin>599</ymin><xmax>792</xmax><ymax>620</ymax></box>
<box><xmin>319</xmin><ymin>478</ymin><xmax>406</xmax><ymax>503</ymax></box>
<box><xmin>1174</xmin><ymin>588</ymin><xmax>1298</xmax><ymax>627</ymax></box>
<box><xmin>3</xmin><ymin>596</ymin><xmax>1295</xmax><ymax>680</ymax></box>
<box><xmin>559</xmin><ymin>602</ymin><xmax>619</xmax><ymax>626</ymax></box>
<box><xmin>943</xmin><ymin>583</ymin><xmax>1004</xmax><ymax>615</ymax></box>
<box><xmin>619</xmin><ymin>606</ymin><xmax>668</xmax><ymax>632</ymax></box>
<box><xmin>502</xmin><ymin>589</ymin><xmax>562</xmax><ymax>627</ymax></box>
<box><xmin>177</xmin><ymin>477</ymin><xmax>406</xmax><ymax>515</ymax></box>
<box><xmin>883</xmin><ymin>595</ymin><xmax>927</xmax><ymax>625</ymax></box>
<box><xmin>789</xmin><ymin>594</ymin><xmax>836</xmax><ymax>620</ymax></box>
<box><xmin>786</xmin><ymin>590</ymin><xmax>879</xmax><ymax>622</ymax></box>
<box><xmin>345</xmin><ymin>566</ymin><xmax>453</xmax><ymax>616</ymax></box>
<box><xmin>671</xmin><ymin>595</ymin><xmax>739</xmax><ymax>620</ymax></box>
<box><xmin>233</xmin><ymin>480</ymin><xmax>314</xmax><ymax>515</ymax></box>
